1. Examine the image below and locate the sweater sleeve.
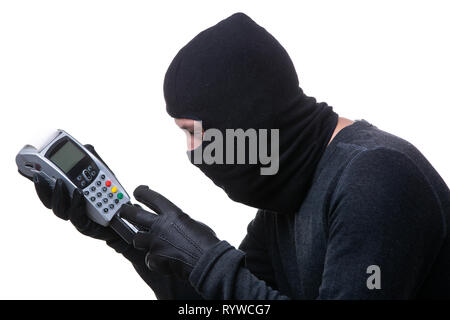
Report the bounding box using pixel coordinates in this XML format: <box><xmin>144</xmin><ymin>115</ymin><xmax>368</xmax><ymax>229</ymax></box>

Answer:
<box><xmin>188</xmin><ymin>211</ymin><xmax>289</xmax><ymax>299</ymax></box>
<box><xmin>318</xmin><ymin>148</ymin><xmax>446</xmax><ymax>299</ymax></box>
<box><xmin>238</xmin><ymin>210</ymin><xmax>278</xmax><ymax>290</ymax></box>
<box><xmin>189</xmin><ymin>241</ymin><xmax>290</xmax><ymax>299</ymax></box>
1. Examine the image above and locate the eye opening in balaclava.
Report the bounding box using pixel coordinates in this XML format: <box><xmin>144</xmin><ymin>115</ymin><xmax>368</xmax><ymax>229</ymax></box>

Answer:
<box><xmin>164</xmin><ymin>12</ymin><xmax>338</xmax><ymax>214</ymax></box>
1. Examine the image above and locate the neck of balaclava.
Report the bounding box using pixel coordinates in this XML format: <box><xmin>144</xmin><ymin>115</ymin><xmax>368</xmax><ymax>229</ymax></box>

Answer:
<box><xmin>246</xmin><ymin>89</ymin><xmax>338</xmax><ymax>214</ymax></box>
<box><xmin>269</xmin><ymin>90</ymin><xmax>338</xmax><ymax>214</ymax></box>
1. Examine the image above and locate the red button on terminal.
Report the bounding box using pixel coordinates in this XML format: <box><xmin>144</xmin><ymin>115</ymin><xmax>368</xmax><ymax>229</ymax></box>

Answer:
<box><xmin>105</xmin><ymin>180</ymin><xmax>111</xmax><ymax>187</ymax></box>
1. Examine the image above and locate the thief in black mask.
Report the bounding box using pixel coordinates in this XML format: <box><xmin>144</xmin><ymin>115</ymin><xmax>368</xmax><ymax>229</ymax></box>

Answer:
<box><xmin>34</xmin><ymin>13</ymin><xmax>450</xmax><ymax>299</ymax></box>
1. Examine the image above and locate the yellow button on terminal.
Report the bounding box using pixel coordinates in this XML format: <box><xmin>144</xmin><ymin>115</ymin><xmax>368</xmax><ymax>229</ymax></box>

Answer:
<box><xmin>111</xmin><ymin>186</ymin><xmax>118</xmax><ymax>193</ymax></box>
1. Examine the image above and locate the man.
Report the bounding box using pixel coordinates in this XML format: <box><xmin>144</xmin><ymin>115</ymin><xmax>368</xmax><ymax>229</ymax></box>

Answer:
<box><xmin>34</xmin><ymin>13</ymin><xmax>450</xmax><ymax>299</ymax></box>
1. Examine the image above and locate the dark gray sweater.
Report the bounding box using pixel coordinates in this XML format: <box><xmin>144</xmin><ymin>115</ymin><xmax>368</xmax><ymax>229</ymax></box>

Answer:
<box><xmin>135</xmin><ymin>120</ymin><xmax>450</xmax><ymax>299</ymax></box>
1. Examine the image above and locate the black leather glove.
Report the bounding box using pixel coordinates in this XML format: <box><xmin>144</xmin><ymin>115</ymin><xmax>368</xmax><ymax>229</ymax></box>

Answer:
<box><xmin>120</xmin><ymin>185</ymin><xmax>221</xmax><ymax>280</ymax></box>
<box><xmin>33</xmin><ymin>144</ymin><xmax>145</xmax><ymax>263</ymax></box>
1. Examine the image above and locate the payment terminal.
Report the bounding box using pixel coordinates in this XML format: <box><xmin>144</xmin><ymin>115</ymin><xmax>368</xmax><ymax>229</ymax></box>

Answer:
<box><xmin>16</xmin><ymin>130</ymin><xmax>138</xmax><ymax>243</ymax></box>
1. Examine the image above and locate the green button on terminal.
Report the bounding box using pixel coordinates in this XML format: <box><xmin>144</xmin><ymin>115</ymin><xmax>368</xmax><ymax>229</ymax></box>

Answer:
<box><xmin>117</xmin><ymin>192</ymin><xmax>123</xmax><ymax>200</ymax></box>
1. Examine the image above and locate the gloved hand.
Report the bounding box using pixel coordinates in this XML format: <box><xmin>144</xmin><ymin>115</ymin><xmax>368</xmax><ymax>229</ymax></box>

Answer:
<box><xmin>33</xmin><ymin>144</ymin><xmax>145</xmax><ymax>263</ymax></box>
<box><xmin>120</xmin><ymin>185</ymin><xmax>221</xmax><ymax>280</ymax></box>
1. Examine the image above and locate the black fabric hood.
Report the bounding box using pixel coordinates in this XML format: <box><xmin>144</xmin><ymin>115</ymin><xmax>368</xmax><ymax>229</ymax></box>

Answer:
<box><xmin>164</xmin><ymin>13</ymin><xmax>338</xmax><ymax>214</ymax></box>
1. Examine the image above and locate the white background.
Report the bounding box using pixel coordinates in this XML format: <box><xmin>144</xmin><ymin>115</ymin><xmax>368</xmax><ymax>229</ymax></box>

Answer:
<box><xmin>0</xmin><ymin>0</ymin><xmax>449</xmax><ymax>299</ymax></box>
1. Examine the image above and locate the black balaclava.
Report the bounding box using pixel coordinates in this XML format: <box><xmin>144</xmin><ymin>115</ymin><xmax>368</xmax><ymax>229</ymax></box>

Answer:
<box><xmin>164</xmin><ymin>13</ymin><xmax>338</xmax><ymax>214</ymax></box>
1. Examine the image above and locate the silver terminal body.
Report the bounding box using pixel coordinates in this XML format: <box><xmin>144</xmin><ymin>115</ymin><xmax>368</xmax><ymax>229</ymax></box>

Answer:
<box><xmin>16</xmin><ymin>130</ymin><xmax>137</xmax><ymax>233</ymax></box>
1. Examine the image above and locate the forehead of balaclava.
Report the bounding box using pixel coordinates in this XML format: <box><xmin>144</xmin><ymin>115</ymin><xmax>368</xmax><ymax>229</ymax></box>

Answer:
<box><xmin>164</xmin><ymin>12</ymin><xmax>299</xmax><ymax>131</ymax></box>
<box><xmin>164</xmin><ymin>13</ymin><xmax>338</xmax><ymax>214</ymax></box>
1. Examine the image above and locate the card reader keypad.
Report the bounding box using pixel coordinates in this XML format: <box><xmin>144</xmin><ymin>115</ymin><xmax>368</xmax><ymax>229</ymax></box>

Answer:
<box><xmin>82</xmin><ymin>170</ymin><xmax>125</xmax><ymax>215</ymax></box>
